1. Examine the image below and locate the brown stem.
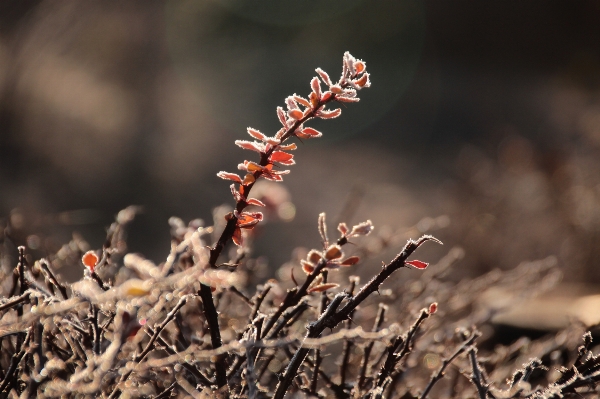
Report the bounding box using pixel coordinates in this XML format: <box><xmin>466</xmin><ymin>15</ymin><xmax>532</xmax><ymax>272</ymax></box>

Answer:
<box><xmin>339</xmin><ymin>277</ymin><xmax>358</xmax><ymax>386</ymax></box>
<box><xmin>198</xmin><ymin>284</ymin><xmax>228</xmax><ymax>388</ymax></box>
<box><xmin>420</xmin><ymin>330</ymin><xmax>481</xmax><ymax>399</ymax></box>
<box><xmin>0</xmin><ymin>292</ymin><xmax>30</xmax><ymax>313</ymax></box>
<box><xmin>0</xmin><ymin>327</ymin><xmax>31</xmax><ymax>395</ymax></box>
<box><xmin>376</xmin><ymin>308</ymin><xmax>430</xmax><ymax>387</ymax></box>
<box><xmin>108</xmin><ymin>296</ymin><xmax>188</xmax><ymax>399</ymax></box>
<box><xmin>358</xmin><ymin>303</ymin><xmax>387</xmax><ymax>390</ymax></box>
<box><xmin>310</xmin><ymin>271</ymin><xmax>329</xmax><ymax>394</ymax></box>
<box><xmin>147</xmin><ymin>327</ymin><xmax>212</xmax><ymax>387</ymax></box>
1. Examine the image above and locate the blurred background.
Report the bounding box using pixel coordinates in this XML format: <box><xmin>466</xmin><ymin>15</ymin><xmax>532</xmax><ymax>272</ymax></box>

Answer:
<box><xmin>1</xmin><ymin>1</ymin><xmax>600</xmax><ymax>284</ymax></box>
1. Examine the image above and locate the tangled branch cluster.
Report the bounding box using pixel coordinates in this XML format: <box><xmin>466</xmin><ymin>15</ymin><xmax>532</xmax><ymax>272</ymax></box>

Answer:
<box><xmin>2</xmin><ymin>53</ymin><xmax>600</xmax><ymax>399</ymax></box>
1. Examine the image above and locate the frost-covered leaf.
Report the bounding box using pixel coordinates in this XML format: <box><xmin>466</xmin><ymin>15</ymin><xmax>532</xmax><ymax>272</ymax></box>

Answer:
<box><xmin>311</xmin><ymin>76</ymin><xmax>322</xmax><ymax>99</ymax></box>
<box><xmin>247</xmin><ymin>127</ymin><xmax>266</xmax><ymax>141</ymax></box>
<box><xmin>315</xmin><ymin>67</ymin><xmax>333</xmax><ymax>86</ymax></box>
<box><xmin>269</xmin><ymin>151</ymin><xmax>295</xmax><ymax>165</ymax></box>
<box><xmin>317</xmin><ymin>108</ymin><xmax>342</xmax><ymax>119</ymax></box>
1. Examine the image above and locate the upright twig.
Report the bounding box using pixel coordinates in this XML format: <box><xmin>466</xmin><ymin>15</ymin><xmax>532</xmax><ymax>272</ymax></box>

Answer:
<box><xmin>339</xmin><ymin>276</ymin><xmax>359</xmax><ymax>388</ymax></box>
<box><xmin>358</xmin><ymin>303</ymin><xmax>387</xmax><ymax>390</ymax></box>
<box><xmin>310</xmin><ymin>270</ymin><xmax>329</xmax><ymax>395</ymax></box>
<box><xmin>0</xmin><ymin>327</ymin><xmax>32</xmax><ymax>396</ymax></box>
<box><xmin>375</xmin><ymin>306</ymin><xmax>433</xmax><ymax>389</ymax></box>
<box><xmin>468</xmin><ymin>345</ymin><xmax>490</xmax><ymax>399</ymax></box>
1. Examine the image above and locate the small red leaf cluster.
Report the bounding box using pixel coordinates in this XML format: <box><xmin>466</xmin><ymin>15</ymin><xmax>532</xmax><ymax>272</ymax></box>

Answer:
<box><xmin>225</xmin><ymin>210</ymin><xmax>264</xmax><ymax>247</ymax></box>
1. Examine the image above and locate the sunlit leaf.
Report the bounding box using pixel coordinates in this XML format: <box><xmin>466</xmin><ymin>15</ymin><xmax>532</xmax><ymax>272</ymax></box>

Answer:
<box><xmin>217</xmin><ymin>171</ymin><xmax>243</xmax><ymax>184</ymax></box>
<box><xmin>301</xmin><ymin>260</ymin><xmax>315</xmax><ymax>274</ymax></box>
<box><xmin>340</xmin><ymin>256</ymin><xmax>360</xmax><ymax>266</ymax></box>
<box><xmin>405</xmin><ymin>260</ymin><xmax>428</xmax><ymax>270</ymax></box>
<box><xmin>308</xmin><ymin>283</ymin><xmax>339</xmax><ymax>293</ymax></box>
<box><xmin>232</xmin><ymin>227</ymin><xmax>243</xmax><ymax>246</ymax></box>
<box><xmin>235</xmin><ymin>140</ymin><xmax>264</xmax><ymax>153</ymax></box>
<box><xmin>247</xmin><ymin>127</ymin><xmax>266</xmax><ymax>141</ymax></box>
<box><xmin>311</xmin><ymin>76</ymin><xmax>322</xmax><ymax>99</ymax></box>
<box><xmin>82</xmin><ymin>250</ymin><xmax>99</xmax><ymax>272</ymax></box>
<box><xmin>246</xmin><ymin>198</ymin><xmax>265</xmax><ymax>207</ymax></box>
<box><xmin>317</xmin><ymin>108</ymin><xmax>342</xmax><ymax>119</ymax></box>
<box><xmin>269</xmin><ymin>151</ymin><xmax>294</xmax><ymax>165</ymax></box>
<box><xmin>288</xmin><ymin>109</ymin><xmax>303</xmax><ymax>120</ymax></box>
<box><xmin>324</xmin><ymin>245</ymin><xmax>343</xmax><ymax>260</ymax></box>
<box><xmin>315</xmin><ymin>67</ymin><xmax>332</xmax><ymax>86</ymax></box>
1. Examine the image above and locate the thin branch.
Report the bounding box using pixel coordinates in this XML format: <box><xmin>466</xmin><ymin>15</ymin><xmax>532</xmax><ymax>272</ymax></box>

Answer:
<box><xmin>468</xmin><ymin>345</ymin><xmax>489</xmax><ymax>399</ymax></box>
<box><xmin>198</xmin><ymin>283</ymin><xmax>227</xmax><ymax>387</ymax></box>
<box><xmin>339</xmin><ymin>276</ymin><xmax>358</xmax><ymax>388</ymax></box>
<box><xmin>250</xmin><ymin>282</ymin><xmax>273</xmax><ymax>321</ymax></box>
<box><xmin>154</xmin><ymin>381</ymin><xmax>177</xmax><ymax>399</ymax></box>
<box><xmin>108</xmin><ymin>296</ymin><xmax>188</xmax><ymax>399</ymax></box>
<box><xmin>358</xmin><ymin>303</ymin><xmax>387</xmax><ymax>390</ymax></box>
<box><xmin>38</xmin><ymin>259</ymin><xmax>68</xmax><ymax>300</ymax></box>
<box><xmin>146</xmin><ymin>327</ymin><xmax>212</xmax><ymax>387</ymax></box>
<box><xmin>311</xmin><ymin>270</ymin><xmax>329</xmax><ymax>395</ymax></box>
<box><xmin>0</xmin><ymin>327</ymin><xmax>32</xmax><ymax>395</ymax></box>
<box><xmin>273</xmin><ymin>292</ymin><xmax>348</xmax><ymax>399</ymax></box>
<box><xmin>420</xmin><ymin>329</ymin><xmax>481</xmax><ymax>399</ymax></box>
<box><xmin>0</xmin><ymin>291</ymin><xmax>31</xmax><ymax>313</ymax></box>
<box><xmin>375</xmin><ymin>308</ymin><xmax>431</xmax><ymax>388</ymax></box>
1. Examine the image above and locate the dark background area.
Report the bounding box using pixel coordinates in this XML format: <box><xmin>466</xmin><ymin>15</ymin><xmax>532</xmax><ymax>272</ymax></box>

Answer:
<box><xmin>1</xmin><ymin>1</ymin><xmax>600</xmax><ymax>283</ymax></box>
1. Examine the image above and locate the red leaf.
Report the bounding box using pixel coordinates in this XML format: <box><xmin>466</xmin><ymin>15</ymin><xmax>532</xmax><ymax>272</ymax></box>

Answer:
<box><xmin>321</xmin><ymin>91</ymin><xmax>333</xmax><ymax>102</ymax></box>
<box><xmin>82</xmin><ymin>250</ymin><xmax>99</xmax><ymax>272</ymax></box>
<box><xmin>269</xmin><ymin>151</ymin><xmax>294</xmax><ymax>165</ymax></box>
<box><xmin>336</xmin><ymin>96</ymin><xmax>360</xmax><ymax>103</ymax></box>
<box><xmin>230</xmin><ymin>185</ymin><xmax>243</xmax><ymax>202</ymax></box>
<box><xmin>300</xmin><ymin>127</ymin><xmax>322</xmax><ymax>138</ymax></box>
<box><xmin>235</xmin><ymin>140</ymin><xmax>264</xmax><ymax>153</ymax></box>
<box><xmin>237</xmin><ymin>212</ymin><xmax>263</xmax><ymax>228</ymax></box>
<box><xmin>340</xmin><ymin>256</ymin><xmax>360</xmax><ymax>266</ymax></box>
<box><xmin>277</xmin><ymin>107</ymin><xmax>287</xmax><ymax>126</ymax></box>
<box><xmin>324</xmin><ymin>245</ymin><xmax>343</xmax><ymax>260</ymax></box>
<box><xmin>301</xmin><ymin>260</ymin><xmax>315</xmax><ymax>274</ymax></box>
<box><xmin>294</xmin><ymin>95</ymin><xmax>310</xmax><ymax>107</ymax></box>
<box><xmin>317</xmin><ymin>108</ymin><xmax>342</xmax><ymax>119</ymax></box>
<box><xmin>278</xmin><ymin>143</ymin><xmax>297</xmax><ymax>151</ymax></box>
<box><xmin>354</xmin><ymin>72</ymin><xmax>370</xmax><ymax>88</ymax></box>
<box><xmin>247</xmin><ymin>127</ymin><xmax>266</xmax><ymax>141</ymax></box>
<box><xmin>354</xmin><ymin>61</ymin><xmax>366</xmax><ymax>74</ymax></box>
<box><xmin>246</xmin><ymin>198</ymin><xmax>266</xmax><ymax>207</ymax></box>
<box><xmin>315</xmin><ymin>68</ymin><xmax>332</xmax><ymax>86</ymax></box>
<box><xmin>246</xmin><ymin>162</ymin><xmax>264</xmax><ymax>173</ymax></box>
<box><xmin>307</xmin><ymin>250</ymin><xmax>322</xmax><ymax>264</ymax></box>
<box><xmin>311</xmin><ymin>76</ymin><xmax>322</xmax><ymax>98</ymax></box>
<box><xmin>405</xmin><ymin>260</ymin><xmax>428</xmax><ymax>269</ymax></box>
<box><xmin>217</xmin><ymin>171</ymin><xmax>243</xmax><ymax>184</ymax></box>
<box><xmin>308</xmin><ymin>283</ymin><xmax>339</xmax><ymax>294</ymax></box>
<box><xmin>242</xmin><ymin>173</ymin><xmax>256</xmax><ymax>185</ymax></box>
<box><xmin>288</xmin><ymin>109</ymin><xmax>303</xmax><ymax>120</ymax></box>
<box><xmin>428</xmin><ymin>302</ymin><xmax>438</xmax><ymax>314</ymax></box>
<box><xmin>232</xmin><ymin>227</ymin><xmax>243</xmax><ymax>246</ymax></box>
